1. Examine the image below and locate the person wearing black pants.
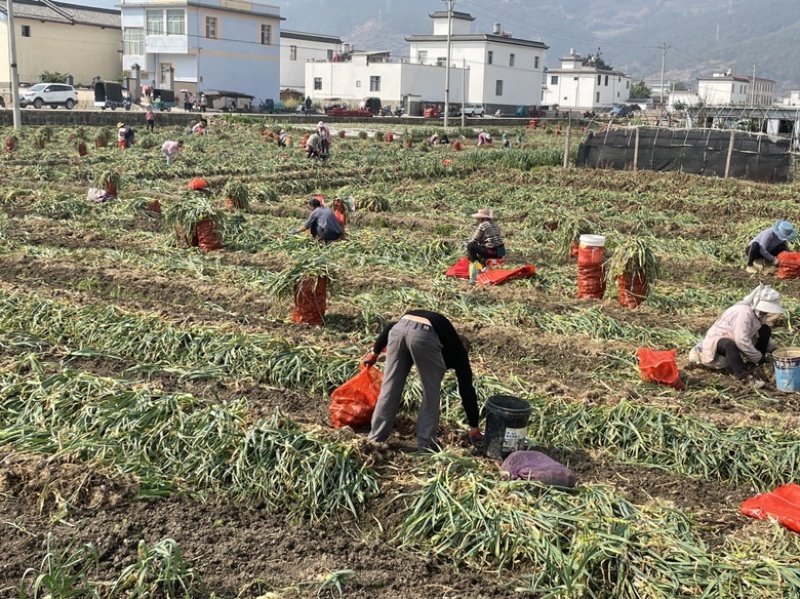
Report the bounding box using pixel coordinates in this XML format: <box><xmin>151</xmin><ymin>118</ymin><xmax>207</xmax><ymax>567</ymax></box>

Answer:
<box><xmin>716</xmin><ymin>324</ymin><xmax>771</xmax><ymax>380</ymax></box>
<box><xmin>746</xmin><ymin>220</ymin><xmax>796</xmax><ymax>273</ymax></box>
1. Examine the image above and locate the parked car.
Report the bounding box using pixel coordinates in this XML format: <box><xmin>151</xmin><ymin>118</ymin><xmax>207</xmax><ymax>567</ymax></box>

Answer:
<box><xmin>19</xmin><ymin>83</ymin><xmax>78</xmax><ymax>109</ymax></box>
<box><xmin>461</xmin><ymin>103</ymin><xmax>485</xmax><ymax>117</ymax></box>
<box><xmin>609</xmin><ymin>104</ymin><xmax>638</xmax><ymax>118</ymax></box>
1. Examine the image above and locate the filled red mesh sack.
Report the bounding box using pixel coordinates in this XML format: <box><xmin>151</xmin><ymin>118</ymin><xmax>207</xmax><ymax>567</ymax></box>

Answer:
<box><xmin>741</xmin><ymin>484</ymin><xmax>800</xmax><ymax>533</ymax></box>
<box><xmin>446</xmin><ymin>256</ymin><xmax>470</xmax><ymax>279</ymax></box>
<box><xmin>501</xmin><ymin>451</ymin><xmax>577</xmax><ymax>487</ymax></box>
<box><xmin>577</xmin><ymin>265</ymin><xmax>606</xmax><ymax>299</ymax></box>
<box><xmin>777</xmin><ymin>252</ymin><xmax>800</xmax><ymax>280</ymax></box>
<box><xmin>577</xmin><ymin>245</ymin><xmax>604</xmax><ymax>267</ymax></box>
<box><xmin>618</xmin><ymin>271</ymin><xmax>648</xmax><ymax>309</ymax></box>
<box><xmin>331</xmin><ymin>199</ymin><xmax>347</xmax><ymax>228</ymax></box>
<box><xmin>330</xmin><ymin>364</ymin><xmax>383</xmax><ymax>428</ymax></box>
<box><xmin>196</xmin><ymin>219</ymin><xmax>223</xmax><ymax>253</ymax></box>
<box><xmin>477</xmin><ymin>265</ymin><xmax>536</xmax><ymax>286</ymax></box>
<box><xmin>188</xmin><ymin>177</ymin><xmax>208</xmax><ymax>191</ymax></box>
<box><xmin>292</xmin><ymin>276</ymin><xmax>327</xmax><ymax>325</ymax></box>
<box><xmin>636</xmin><ymin>348</ymin><xmax>685</xmax><ymax>390</ymax></box>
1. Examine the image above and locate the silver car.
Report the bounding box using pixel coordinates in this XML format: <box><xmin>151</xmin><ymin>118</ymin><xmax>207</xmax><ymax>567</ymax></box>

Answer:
<box><xmin>19</xmin><ymin>83</ymin><xmax>78</xmax><ymax>109</ymax></box>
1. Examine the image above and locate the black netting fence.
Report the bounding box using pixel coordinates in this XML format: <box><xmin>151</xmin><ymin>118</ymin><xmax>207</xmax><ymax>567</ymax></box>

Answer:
<box><xmin>576</xmin><ymin>127</ymin><xmax>791</xmax><ymax>182</ymax></box>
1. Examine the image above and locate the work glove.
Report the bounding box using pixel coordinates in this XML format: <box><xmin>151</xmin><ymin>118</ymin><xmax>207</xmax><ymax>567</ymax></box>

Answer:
<box><xmin>773</xmin><ymin>258</ymin><xmax>780</xmax><ymax>266</ymax></box>
<box><xmin>290</xmin><ymin>228</ymin><xmax>299</xmax><ymax>235</ymax></box>
<box><xmin>362</xmin><ymin>352</ymin><xmax>378</xmax><ymax>366</ymax></box>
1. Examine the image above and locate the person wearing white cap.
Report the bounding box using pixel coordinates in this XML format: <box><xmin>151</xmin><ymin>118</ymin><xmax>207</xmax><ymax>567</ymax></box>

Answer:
<box><xmin>689</xmin><ymin>284</ymin><xmax>784</xmax><ymax>389</ymax></box>
<box><xmin>746</xmin><ymin>220</ymin><xmax>796</xmax><ymax>273</ymax></box>
<box><xmin>316</xmin><ymin>121</ymin><xmax>331</xmax><ymax>154</ymax></box>
<box><xmin>477</xmin><ymin>131</ymin><xmax>492</xmax><ymax>146</ymax></box>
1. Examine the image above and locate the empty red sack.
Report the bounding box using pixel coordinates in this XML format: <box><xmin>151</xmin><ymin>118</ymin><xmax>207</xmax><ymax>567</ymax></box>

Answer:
<box><xmin>636</xmin><ymin>348</ymin><xmax>684</xmax><ymax>390</ymax></box>
<box><xmin>741</xmin><ymin>484</ymin><xmax>800</xmax><ymax>533</ymax></box>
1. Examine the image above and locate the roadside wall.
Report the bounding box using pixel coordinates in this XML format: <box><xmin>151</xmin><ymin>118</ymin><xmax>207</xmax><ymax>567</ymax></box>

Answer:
<box><xmin>576</xmin><ymin>126</ymin><xmax>792</xmax><ymax>183</ymax></box>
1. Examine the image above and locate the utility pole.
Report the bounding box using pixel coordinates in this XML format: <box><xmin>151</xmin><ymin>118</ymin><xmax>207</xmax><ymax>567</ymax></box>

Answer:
<box><xmin>750</xmin><ymin>64</ymin><xmax>756</xmax><ymax>106</ymax></box>
<box><xmin>443</xmin><ymin>0</ymin><xmax>454</xmax><ymax>128</ymax></box>
<box><xmin>461</xmin><ymin>57</ymin><xmax>466</xmax><ymax>128</ymax></box>
<box><xmin>659</xmin><ymin>42</ymin><xmax>669</xmax><ymax>109</ymax></box>
<box><xmin>6</xmin><ymin>0</ymin><xmax>22</xmax><ymax>130</ymax></box>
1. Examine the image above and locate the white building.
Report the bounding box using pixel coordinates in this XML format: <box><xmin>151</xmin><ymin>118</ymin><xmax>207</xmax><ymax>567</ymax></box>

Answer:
<box><xmin>280</xmin><ymin>29</ymin><xmax>342</xmax><ymax>95</ymax></box>
<box><xmin>780</xmin><ymin>90</ymin><xmax>800</xmax><ymax>107</ymax></box>
<box><xmin>305</xmin><ymin>50</ymin><xmax>467</xmax><ymax>110</ymax></box>
<box><xmin>120</xmin><ymin>0</ymin><xmax>282</xmax><ymax>102</ymax></box>
<box><xmin>542</xmin><ymin>49</ymin><xmax>631</xmax><ymax>110</ymax></box>
<box><xmin>406</xmin><ymin>11</ymin><xmax>548</xmax><ymax>111</ymax></box>
<box><xmin>697</xmin><ymin>71</ymin><xmax>775</xmax><ymax>106</ymax></box>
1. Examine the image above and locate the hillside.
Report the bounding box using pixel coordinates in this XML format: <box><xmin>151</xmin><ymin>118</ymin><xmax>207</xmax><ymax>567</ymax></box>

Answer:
<box><xmin>277</xmin><ymin>0</ymin><xmax>800</xmax><ymax>91</ymax></box>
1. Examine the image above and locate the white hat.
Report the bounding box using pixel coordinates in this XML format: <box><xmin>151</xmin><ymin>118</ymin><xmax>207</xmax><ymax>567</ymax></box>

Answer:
<box><xmin>485</xmin><ymin>133</ymin><xmax>491</xmax><ymax>140</ymax></box>
<box><xmin>753</xmin><ymin>287</ymin><xmax>784</xmax><ymax>314</ymax></box>
<box><xmin>317</xmin><ymin>121</ymin><xmax>325</xmax><ymax>127</ymax></box>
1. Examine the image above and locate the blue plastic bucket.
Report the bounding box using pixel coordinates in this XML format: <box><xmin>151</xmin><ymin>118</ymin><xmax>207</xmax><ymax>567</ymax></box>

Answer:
<box><xmin>773</xmin><ymin>348</ymin><xmax>800</xmax><ymax>392</ymax></box>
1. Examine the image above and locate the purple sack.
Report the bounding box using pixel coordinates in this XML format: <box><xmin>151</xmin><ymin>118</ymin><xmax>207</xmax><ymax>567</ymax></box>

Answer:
<box><xmin>500</xmin><ymin>451</ymin><xmax>577</xmax><ymax>487</ymax></box>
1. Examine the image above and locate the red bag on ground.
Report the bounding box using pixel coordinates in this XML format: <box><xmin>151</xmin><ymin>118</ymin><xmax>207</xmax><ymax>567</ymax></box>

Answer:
<box><xmin>741</xmin><ymin>484</ymin><xmax>800</xmax><ymax>533</ymax></box>
<box><xmin>196</xmin><ymin>219</ymin><xmax>223</xmax><ymax>253</ymax></box>
<box><xmin>330</xmin><ymin>364</ymin><xmax>383</xmax><ymax>428</ymax></box>
<box><xmin>477</xmin><ymin>265</ymin><xmax>536</xmax><ymax>286</ymax></box>
<box><xmin>292</xmin><ymin>276</ymin><xmax>327</xmax><ymax>325</ymax></box>
<box><xmin>636</xmin><ymin>348</ymin><xmax>684</xmax><ymax>390</ymax></box>
<box><xmin>446</xmin><ymin>256</ymin><xmax>470</xmax><ymax>279</ymax></box>
<box><xmin>777</xmin><ymin>252</ymin><xmax>800</xmax><ymax>280</ymax></box>
<box><xmin>618</xmin><ymin>271</ymin><xmax>648</xmax><ymax>309</ymax></box>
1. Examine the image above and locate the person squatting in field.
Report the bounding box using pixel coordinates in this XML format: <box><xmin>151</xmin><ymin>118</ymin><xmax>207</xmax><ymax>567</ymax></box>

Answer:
<box><xmin>466</xmin><ymin>208</ymin><xmax>506</xmax><ymax>264</ymax></box>
<box><xmin>306</xmin><ymin>132</ymin><xmax>323</xmax><ymax>159</ymax></box>
<box><xmin>363</xmin><ymin>310</ymin><xmax>483</xmax><ymax>451</ymax></box>
<box><xmin>689</xmin><ymin>284</ymin><xmax>784</xmax><ymax>389</ymax></box>
<box><xmin>290</xmin><ymin>198</ymin><xmax>344</xmax><ymax>243</ymax></box>
<box><xmin>745</xmin><ymin>220</ymin><xmax>796</xmax><ymax>273</ymax></box>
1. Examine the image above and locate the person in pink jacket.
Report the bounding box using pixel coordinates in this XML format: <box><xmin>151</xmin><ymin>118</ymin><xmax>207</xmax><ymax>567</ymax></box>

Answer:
<box><xmin>689</xmin><ymin>285</ymin><xmax>783</xmax><ymax>389</ymax></box>
<box><xmin>161</xmin><ymin>139</ymin><xmax>184</xmax><ymax>165</ymax></box>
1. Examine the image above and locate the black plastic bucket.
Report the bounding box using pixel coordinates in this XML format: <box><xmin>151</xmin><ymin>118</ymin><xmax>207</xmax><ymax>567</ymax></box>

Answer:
<box><xmin>483</xmin><ymin>395</ymin><xmax>533</xmax><ymax>460</ymax></box>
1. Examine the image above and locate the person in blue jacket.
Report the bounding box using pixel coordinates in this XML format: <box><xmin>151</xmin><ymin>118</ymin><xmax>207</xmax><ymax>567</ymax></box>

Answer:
<box><xmin>746</xmin><ymin>220</ymin><xmax>796</xmax><ymax>273</ymax></box>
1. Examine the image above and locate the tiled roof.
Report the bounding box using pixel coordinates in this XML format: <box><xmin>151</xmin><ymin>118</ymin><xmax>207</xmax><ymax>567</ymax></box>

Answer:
<box><xmin>0</xmin><ymin>0</ymin><xmax>119</xmax><ymax>27</ymax></box>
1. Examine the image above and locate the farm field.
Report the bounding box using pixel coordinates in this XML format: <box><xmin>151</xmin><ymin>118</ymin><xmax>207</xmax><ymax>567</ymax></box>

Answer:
<box><xmin>1</xmin><ymin>118</ymin><xmax>800</xmax><ymax>598</ymax></box>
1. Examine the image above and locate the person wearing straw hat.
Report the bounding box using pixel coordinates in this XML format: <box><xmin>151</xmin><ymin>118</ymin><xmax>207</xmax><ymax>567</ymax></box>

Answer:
<box><xmin>688</xmin><ymin>284</ymin><xmax>783</xmax><ymax>389</ymax></box>
<box><xmin>363</xmin><ymin>310</ymin><xmax>482</xmax><ymax>451</ymax></box>
<box><xmin>467</xmin><ymin>208</ymin><xmax>506</xmax><ymax>264</ymax></box>
<box><xmin>316</xmin><ymin>121</ymin><xmax>331</xmax><ymax>154</ymax></box>
<box><xmin>746</xmin><ymin>220</ymin><xmax>796</xmax><ymax>273</ymax></box>
<box><xmin>116</xmin><ymin>122</ymin><xmax>130</xmax><ymax>148</ymax></box>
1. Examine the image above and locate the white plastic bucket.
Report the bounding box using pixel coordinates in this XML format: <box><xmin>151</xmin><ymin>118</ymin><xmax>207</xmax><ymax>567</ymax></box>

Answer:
<box><xmin>579</xmin><ymin>234</ymin><xmax>606</xmax><ymax>248</ymax></box>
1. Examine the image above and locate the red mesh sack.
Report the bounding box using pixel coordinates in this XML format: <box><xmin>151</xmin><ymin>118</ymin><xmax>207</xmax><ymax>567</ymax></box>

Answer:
<box><xmin>188</xmin><ymin>177</ymin><xmax>208</xmax><ymax>191</ymax></box>
<box><xmin>196</xmin><ymin>219</ymin><xmax>223</xmax><ymax>253</ymax></box>
<box><xmin>292</xmin><ymin>276</ymin><xmax>327</xmax><ymax>325</ymax></box>
<box><xmin>332</xmin><ymin>199</ymin><xmax>347</xmax><ymax>228</ymax></box>
<box><xmin>577</xmin><ymin>264</ymin><xmax>606</xmax><ymax>299</ymax></box>
<box><xmin>741</xmin><ymin>484</ymin><xmax>800</xmax><ymax>534</ymax></box>
<box><xmin>446</xmin><ymin>256</ymin><xmax>470</xmax><ymax>279</ymax></box>
<box><xmin>477</xmin><ymin>265</ymin><xmax>536</xmax><ymax>286</ymax></box>
<box><xmin>618</xmin><ymin>271</ymin><xmax>648</xmax><ymax>309</ymax></box>
<box><xmin>330</xmin><ymin>364</ymin><xmax>383</xmax><ymax>428</ymax></box>
<box><xmin>577</xmin><ymin>245</ymin><xmax>604</xmax><ymax>267</ymax></box>
<box><xmin>636</xmin><ymin>348</ymin><xmax>684</xmax><ymax>390</ymax></box>
<box><xmin>777</xmin><ymin>252</ymin><xmax>800</xmax><ymax>280</ymax></box>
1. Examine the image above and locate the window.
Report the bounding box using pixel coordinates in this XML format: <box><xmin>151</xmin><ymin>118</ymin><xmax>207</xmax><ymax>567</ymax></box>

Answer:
<box><xmin>487</xmin><ymin>51</ymin><xmax>493</xmax><ymax>65</ymax></box>
<box><xmin>290</xmin><ymin>45</ymin><xmax>297</xmax><ymax>60</ymax></box>
<box><xmin>509</xmin><ymin>53</ymin><xmax>515</xmax><ymax>67</ymax></box>
<box><xmin>21</xmin><ymin>25</ymin><xmax>30</xmax><ymax>37</ymax></box>
<box><xmin>418</xmin><ymin>50</ymin><xmax>427</xmax><ymax>64</ymax></box>
<box><xmin>327</xmin><ymin>49</ymin><xmax>333</xmax><ymax>60</ymax></box>
<box><xmin>260</xmin><ymin>24</ymin><xmax>271</xmax><ymax>45</ymax></box>
<box><xmin>597</xmin><ymin>75</ymin><xmax>601</xmax><ymax>85</ymax></box>
<box><xmin>550</xmin><ymin>75</ymin><xmax>559</xmax><ymax>85</ymax></box>
<box><xmin>123</xmin><ymin>28</ymin><xmax>144</xmax><ymax>54</ymax></box>
<box><xmin>534</xmin><ymin>56</ymin><xmax>539</xmax><ymax>69</ymax></box>
<box><xmin>495</xmin><ymin>80</ymin><xmax>503</xmax><ymax>96</ymax></box>
<box><xmin>166</xmin><ymin>10</ymin><xmax>185</xmax><ymax>35</ymax></box>
<box><xmin>596</xmin><ymin>92</ymin><xmax>600</xmax><ymax>102</ymax></box>
<box><xmin>370</xmin><ymin>76</ymin><xmax>381</xmax><ymax>92</ymax></box>
<box><xmin>146</xmin><ymin>10</ymin><xmax>164</xmax><ymax>35</ymax></box>
<box><xmin>205</xmin><ymin>17</ymin><xmax>217</xmax><ymax>39</ymax></box>
<box><xmin>356</xmin><ymin>80</ymin><xmax>361</xmax><ymax>88</ymax></box>
<box><xmin>626</xmin><ymin>81</ymin><xmax>630</xmax><ymax>89</ymax></box>
<box><xmin>314</xmin><ymin>77</ymin><xmax>322</xmax><ymax>91</ymax></box>
<box><xmin>436</xmin><ymin>57</ymin><xmax>446</xmax><ymax>67</ymax></box>
<box><xmin>604</xmin><ymin>75</ymin><xmax>608</xmax><ymax>86</ymax></box>
<box><xmin>159</xmin><ymin>63</ymin><xmax>172</xmax><ymax>85</ymax></box>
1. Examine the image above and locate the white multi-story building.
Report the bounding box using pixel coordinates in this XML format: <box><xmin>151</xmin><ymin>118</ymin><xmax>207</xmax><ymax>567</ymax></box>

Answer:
<box><xmin>120</xmin><ymin>0</ymin><xmax>281</xmax><ymax>102</ymax></box>
<box><xmin>406</xmin><ymin>11</ymin><xmax>548</xmax><ymax>111</ymax></box>
<box><xmin>305</xmin><ymin>50</ymin><xmax>467</xmax><ymax>110</ymax></box>
<box><xmin>280</xmin><ymin>29</ymin><xmax>343</xmax><ymax>95</ymax></box>
<box><xmin>697</xmin><ymin>71</ymin><xmax>775</xmax><ymax>106</ymax></box>
<box><xmin>542</xmin><ymin>49</ymin><xmax>631</xmax><ymax>110</ymax></box>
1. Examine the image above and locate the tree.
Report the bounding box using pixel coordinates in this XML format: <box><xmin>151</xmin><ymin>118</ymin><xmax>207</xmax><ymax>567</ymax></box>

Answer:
<box><xmin>630</xmin><ymin>81</ymin><xmax>651</xmax><ymax>99</ymax></box>
<box><xmin>40</xmin><ymin>71</ymin><xmax>67</xmax><ymax>83</ymax></box>
<box><xmin>582</xmin><ymin>48</ymin><xmax>613</xmax><ymax>71</ymax></box>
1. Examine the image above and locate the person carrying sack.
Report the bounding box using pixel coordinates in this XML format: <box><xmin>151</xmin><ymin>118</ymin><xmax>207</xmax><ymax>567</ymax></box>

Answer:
<box><xmin>363</xmin><ymin>310</ymin><xmax>482</xmax><ymax>451</ymax></box>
